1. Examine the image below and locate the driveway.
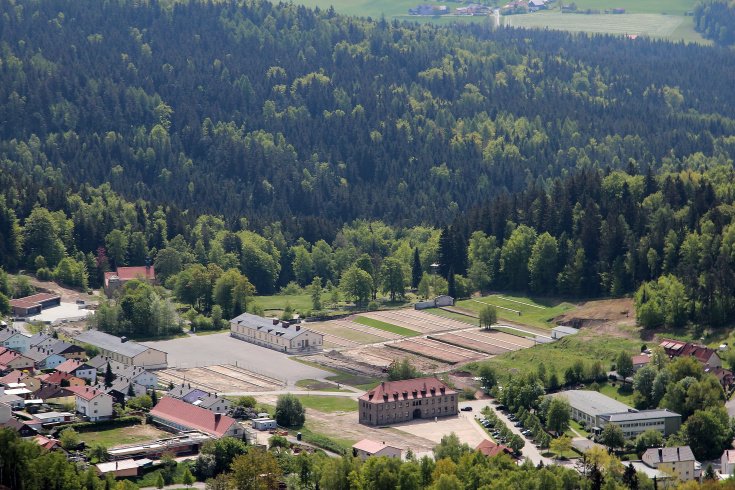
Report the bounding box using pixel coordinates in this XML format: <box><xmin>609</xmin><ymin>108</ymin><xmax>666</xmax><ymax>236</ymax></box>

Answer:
<box><xmin>142</xmin><ymin>333</ymin><xmax>331</xmax><ymax>384</ymax></box>
<box><xmin>481</xmin><ymin>400</ymin><xmax>552</xmax><ymax>466</ymax></box>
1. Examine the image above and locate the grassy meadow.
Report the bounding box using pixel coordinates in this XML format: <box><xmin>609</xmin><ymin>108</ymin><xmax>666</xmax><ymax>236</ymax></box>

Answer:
<box><xmin>457</xmin><ymin>294</ymin><xmax>575</xmax><ymax>330</ymax></box>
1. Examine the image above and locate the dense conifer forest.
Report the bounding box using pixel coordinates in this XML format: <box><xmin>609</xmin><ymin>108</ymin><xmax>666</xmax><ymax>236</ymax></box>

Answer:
<box><xmin>2</xmin><ymin>0</ymin><xmax>735</xmax><ymax>329</ymax></box>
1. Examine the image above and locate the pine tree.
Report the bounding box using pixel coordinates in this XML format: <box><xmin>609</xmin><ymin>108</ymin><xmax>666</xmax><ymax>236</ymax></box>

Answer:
<box><xmin>104</xmin><ymin>363</ymin><xmax>114</xmax><ymax>388</ymax></box>
<box><xmin>150</xmin><ymin>388</ymin><xmax>158</xmax><ymax>405</ymax></box>
<box><xmin>127</xmin><ymin>383</ymin><xmax>135</xmax><ymax>397</ymax></box>
<box><xmin>622</xmin><ymin>462</ymin><xmax>638</xmax><ymax>489</ymax></box>
<box><xmin>411</xmin><ymin>248</ymin><xmax>422</xmax><ymax>289</ymax></box>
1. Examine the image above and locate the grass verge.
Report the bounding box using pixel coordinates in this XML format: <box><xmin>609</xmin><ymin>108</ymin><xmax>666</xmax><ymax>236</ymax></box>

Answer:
<box><xmin>354</xmin><ymin>316</ymin><xmax>419</xmax><ymax>337</ymax></box>
<box><xmin>296</xmin><ymin>395</ymin><xmax>358</xmax><ymax>412</ymax></box>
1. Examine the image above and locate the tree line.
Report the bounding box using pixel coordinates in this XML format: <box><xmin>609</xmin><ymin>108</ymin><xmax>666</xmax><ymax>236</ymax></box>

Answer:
<box><xmin>694</xmin><ymin>0</ymin><xmax>735</xmax><ymax>45</ymax></box>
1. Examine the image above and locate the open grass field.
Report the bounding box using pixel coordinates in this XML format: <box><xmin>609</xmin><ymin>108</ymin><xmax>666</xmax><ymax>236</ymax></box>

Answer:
<box><xmin>253</xmin><ymin>293</ymin><xmax>312</xmax><ymax>313</ymax></box>
<box><xmin>597</xmin><ymin>382</ymin><xmax>636</xmax><ymax>405</ymax></box>
<box><xmin>354</xmin><ymin>316</ymin><xmax>420</xmax><ymax>337</ymax></box>
<box><xmin>505</xmin><ymin>12</ymin><xmax>696</xmax><ymax>40</ymax></box>
<box><xmin>457</xmin><ymin>294</ymin><xmax>575</xmax><ymax>330</ymax></box>
<box><xmin>297</xmin><ymin>394</ymin><xmax>358</xmax><ymax>412</ymax></box>
<box><xmin>78</xmin><ymin>424</ymin><xmax>169</xmax><ymax>448</ymax></box>
<box><xmin>470</xmin><ymin>331</ymin><xmax>641</xmax><ymax>379</ymax></box>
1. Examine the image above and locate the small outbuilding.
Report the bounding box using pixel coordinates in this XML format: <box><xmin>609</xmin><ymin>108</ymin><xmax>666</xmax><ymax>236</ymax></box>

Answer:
<box><xmin>251</xmin><ymin>417</ymin><xmax>277</xmax><ymax>431</ymax></box>
<box><xmin>551</xmin><ymin>325</ymin><xmax>579</xmax><ymax>339</ymax></box>
<box><xmin>352</xmin><ymin>439</ymin><xmax>402</xmax><ymax>460</ymax></box>
<box><xmin>96</xmin><ymin>458</ymin><xmax>153</xmax><ymax>478</ymax></box>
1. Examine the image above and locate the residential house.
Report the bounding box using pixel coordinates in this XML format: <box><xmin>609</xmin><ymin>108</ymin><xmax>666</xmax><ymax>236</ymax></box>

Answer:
<box><xmin>39</xmin><ymin>371</ymin><xmax>87</xmax><ymax>388</ymax></box>
<box><xmin>660</xmin><ymin>339</ymin><xmax>722</xmax><ymax>367</ymax></box>
<box><xmin>705</xmin><ymin>366</ymin><xmax>735</xmax><ymax>390</ymax></box>
<box><xmin>149</xmin><ymin>397</ymin><xmax>241</xmax><ymax>438</ymax></box>
<box><xmin>9</xmin><ymin>293</ymin><xmax>61</xmax><ymax>318</ymax></box>
<box><xmin>67</xmin><ymin>386</ymin><xmax>114</xmax><ymax>421</ymax></box>
<box><xmin>0</xmin><ymin>348</ymin><xmax>34</xmax><ymax>371</ymax></box>
<box><xmin>25</xmin><ymin>347</ymin><xmax>66</xmax><ymax>370</ymax></box>
<box><xmin>722</xmin><ymin>449</ymin><xmax>735</xmax><ymax>476</ymax></box>
<box><xmin>0</xmin><ymin>391</ymin><xmax>24</xmax><ymax>409</ymax></box>
<box><xmin>96</xmin><ymin>459</ymin><xmax>153</xmax><ymax>478</ymax></box>
<box><xmin>36</xmin><ymin>340</ymin><xmax>86</xmax><ymax>361</ymax></box>
<box><xmin>0</xmin><ymin>370</ymin><xmax>40</xmax><ymax>393</ymax></box>
<box><xmin>359</xmin><ymin>377</ymin><xmax>458</xmax><ymax>426</ymax></box>
<box><xmin>642</xmin><ymin>446</ymin><xmax>698</xmax><ymax>481</ymax></box>
<box><xmin>27</xmin><ymin>333</ymin><xmax>51</xmax><ymax>348</ymax></box>
<box><xmin>1</xmin><ymin>418</ymin><xmax>38</xmax><ymax>437</ymax></box>
<box><xmin>104</xmin><ymin>265</ymin><xmax>156</xmax><ymax>297</ymax></box>
<box><xmin>74</xmin><ymin>330</ymin><xmax>167</xmax><ymax>369</ymax></box>
<box><xmin>34</xmin><ymin>383</ymin><xmax>75</xmax><ymax>405</ymax></box>
<box><xmin>632</xmin><ymin>354</ymin><xmax>651</xmax><ymax>371</ymax></box>
<box><xmin>27</xmin><ymin>411</ymin><xmax>75</xmax><ymax>429</ymax></box>
<box><xmin>229</xmin><ymin>312</ymin><xmax>323</xmax><ymax>354</ymax></box>
<box><xmin>352</xmin><ymin>439</ymin><xmax>402</xmax><ymax>460</ymax></box>
<box><xmin>95</xmin><ymin>377</ymin><xmax>147</xmax><ymax>405</ymax></box>
<box><xmin>55</xmin><ymin>359</ymin><xmax>97</xmax><ymax>383</ymax></box>
<box><xmin>0</xmin><ymin>330</ymin><xmax>31</xmax><ymax>353</ymax></box>
<box><xmin>476</xmin><ymin>439</ymin><xmax>514</xmax><ymax>458</ymax></box>
<box><xmin>33</xmin><ymin>435</ymin><xmax>60</xmax><ymax>451</ymax></box>
<box><xmin>167</xmin><ymin>384</ymin><xmax>232</xmax><ymax>413</ymax></box>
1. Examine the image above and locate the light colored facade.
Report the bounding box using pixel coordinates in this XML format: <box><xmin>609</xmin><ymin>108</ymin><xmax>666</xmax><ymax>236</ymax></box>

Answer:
<box><xmin>642</xmin><ymin>446</ymin><xmax>697</xmax><ymax>482</ymax></box>
<box><xmin>229</xmin><ymin>312</ymin><xmax>323</xmax><ymax>354</ymax></box>
<box><xmin>552</xmin><ymin>391</ymin><xmax>632</xmax><ymax>428</ymax></box>
<box><xmin>722</xmin><ymin>449</ymin><xmax>735</xmax><ymax>476</ymax></box>
<box><xmin>74</xmin><ymin>331</ymin><xmax>167</xmax><ymax>369</ymax></box>
<box><xmin>251</xmin><ymin>418</ymin><xmax>277</xmax><ymax>430</ymax></box>
<box><xmin>68</xmin><ymin>386</ymin><xmax>114</xmax><ymax>421</ymax></box>
<box><xmin>359</xmin><ymin>377</ymin><xmax>458</xmax><ymax>426</ymax></box>
<box><xmin>0</xmin><ymin>330</ymin><xmax>31</xmax><ymax>353</ymax></box>
<box><xmin>551</xmin><ymin>326</ymin><xmax>579</xmax><ymax>339</ymax></box>
<box><xmin>352</xmin><ymin>439</ymin><xmax>402</xmax><ymax>460</ymax></box>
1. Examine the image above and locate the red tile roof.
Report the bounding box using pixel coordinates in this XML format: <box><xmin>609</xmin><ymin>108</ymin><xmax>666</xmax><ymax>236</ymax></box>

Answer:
<box><xmin>9</xmin><ymin>293</ymin><xmax>60</xmax><ymax>308</ymax></box>
<box><xmin>660</xmin><ymin>339</ymin><xmax>719</xmax><ymax>365</ymax></box>
<box><xmin>40</xmin><ymin>371</ymin><xmax>81</xmax><ymax>385</ymax></box>
<box><xmin>150</xmin><ymin>397</ymin><xmax>237</xmax><ymax>438</ymax></box>
<box><xmin>476</xmin><ymin>439</ymin><xmax>513</xmax><ymax>458</ymax></box>
<box><xmin>632</xmin><ymin>354</ymin><xmax>651</xmax><ymax>366</ymax></box>
<box><xmin>352</xmin><ymin>439</ymin><xmax>401</xmax><ymax>454</ymax></box>
<box><xmin>105</xmin><ymin>266</ymin><xmax>155</xmax><ymax>287</ymax></box>
<box><xmin>33</xmin><ymin>435</ymin><xmax>59</xmax><ymax>451</ymax></box>
<box><xmin>0</xmin><ymin>350</ymin><xmax>31</xmax><ymax>366</ymax></box>
<box><xmin>55</xmin><ymin>359</ymin><xmax>83</xmax><ymax>374</ymax></box>
<box><xmin>66</xmin><ymin>385</ymin><xmax>110</xmax><ymax>401</ymax></box>
<box><xmin>359</xmin><ymin>377</ymin><xmax>456</xmax><ymax>404</ymax></box>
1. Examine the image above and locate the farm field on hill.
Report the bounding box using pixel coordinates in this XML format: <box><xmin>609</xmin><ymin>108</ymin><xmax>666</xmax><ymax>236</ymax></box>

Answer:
<box><xmin>456</xmin><ymin>294</ymin><xmax>575</xmax><ymax>330</ymax></box>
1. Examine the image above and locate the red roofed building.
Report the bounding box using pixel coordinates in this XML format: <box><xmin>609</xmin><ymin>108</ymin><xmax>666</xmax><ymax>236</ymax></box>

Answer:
<box><xmin>352</xmin><ymin>439</ymin><xmax>402</xmax><ymax>460</ymax></box>
<box><xmin>476</xmin><ymin>439</ymin><xmax>513</xmax><ymax>458</ymax></box>
<box><xmin>55</xmin><ymin>359</ymin><xmax>97</xmax><ymax>383</ymax></box>
<box><xmin>67</xmin><ymin>385</ymin><xmax>114</xmax><ymax>421</ymax></box>
<box><xmin>660</xmin><ymin>339</ymin><xmax>721</xmax><ymax>367</ymax></box>
<box><xmin>632</xmin><ymin>354</ymin><xmax>651</xmax><ymax>371</ymax></box>
<box><xmin>104</xmin><ymin>266</ymin><xmax>156</xmax><ymax>297</ymax></box>
<box><xmin>33</xmin><ymin>435</ymin><xmax>60</xmax><ymax>451</ymax></box>
<box><xmin>0</xmin><ymin>348</ymin><xmax>34</xmax><ymax>371</ymax></box>
<box><xmin>150</xmin><ymin>397</ymin><xmax>241</xmax><ymax>439</ymax></box>
<box><xmin>39</xmin><ymin>371</ymin><xmax>86</xmax><ymax>387</ymax></box>
<box><xmin>358</xmin><ymin>377</ymin><xmax>458</xmax><ymax>426</ymax></box>
<box><xmin>9</xmin><ymin>293</ymin><xmax>61</xmax><ymax>317</ymax></box>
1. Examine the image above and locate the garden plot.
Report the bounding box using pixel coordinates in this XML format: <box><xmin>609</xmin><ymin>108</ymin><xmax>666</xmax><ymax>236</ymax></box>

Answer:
<box><xmin>157</xmin><ymin>364</ymin><xmax>283</xmax><ymax>393</ymax></box>
<box><xmin>341</xmin><ymin>345</ymin><xmax>453</xmax><ymax>373</ymax></box>
<box><xmin>361</xmin><ymin>309</ymin><xmax>472</xmax><ymax>334</ymax></box>
<box><xmin>387</xmin><ymin>337</ymin><xmax>486</xmax><ymax>364</ymax></box>
<box><xmin>307</xmin><ymin>320</ymin><xmax>396</xmax><ymax>344</ymax></box>
<box><xmin>429</xmin><ymin>333</ymin><xmax>510</xmax><ymax>355</ymax></box>
<box><xmin>431</xmin><ymin>329</ymin><xmax>535</xmax><ymax>355</ymax></box>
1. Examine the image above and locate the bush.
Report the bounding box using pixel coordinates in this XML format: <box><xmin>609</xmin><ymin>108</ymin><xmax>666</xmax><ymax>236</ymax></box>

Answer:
<box><xmin>367</xmin><ymin>300</ymin><xmax>379</xmax><ymax>311</ymax></box>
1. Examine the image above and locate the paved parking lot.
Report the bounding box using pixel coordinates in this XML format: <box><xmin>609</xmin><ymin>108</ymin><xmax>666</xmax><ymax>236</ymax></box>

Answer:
<box><xmin>142</xmin><ymin>333</ymin><xmax>330</xmax><ymax>384</ymax></box>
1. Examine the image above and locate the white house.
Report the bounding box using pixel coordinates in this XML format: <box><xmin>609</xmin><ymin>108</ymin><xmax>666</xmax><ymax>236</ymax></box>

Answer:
<box><xmin>229</xmin><ymin>312</ymin><xmax>323</xmax><ymax>354</ymax></box>
<box><xmin>67</xmin><ymin>386</ymin><xmax>114</xmax><ymax>421</ymax></box>
<box><xmin>352</xmin><ymin>439</ymin><xmax>402</xmax><ymax>460</ymax></box>
<box><xmin>56</xmin><ymin>359</ymin><xmax>98</xmax><ymax>384</ymax></box>
<box><xmin>722</xmin><ymin>449</ymin><xmax>735</xmax><ymax>476</ymax></box>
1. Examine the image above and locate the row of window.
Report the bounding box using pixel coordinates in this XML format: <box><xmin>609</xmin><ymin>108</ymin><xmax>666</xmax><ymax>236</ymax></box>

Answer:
<box><xmin>361</xmin><ymin>396</ymin><xmax>454</xmax><ymax>409</ymax></box>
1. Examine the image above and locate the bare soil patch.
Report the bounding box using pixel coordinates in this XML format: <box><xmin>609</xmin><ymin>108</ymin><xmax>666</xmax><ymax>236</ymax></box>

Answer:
<box><xmin>157</xmin><ymin>364</ymin><xmax>283</xmax><ymax>393</ymax></box>
<box><xmin>554</xmin><ymin>298</ymin><xmax>638</xmax><ymax>339</ymax></box>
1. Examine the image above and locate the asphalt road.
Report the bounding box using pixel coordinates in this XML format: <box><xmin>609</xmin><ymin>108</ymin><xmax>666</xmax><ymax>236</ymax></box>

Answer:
<box><xmin>142</xmin><ymin>332</ymin><xmax>331</xmax><ymax>384</ymax></box>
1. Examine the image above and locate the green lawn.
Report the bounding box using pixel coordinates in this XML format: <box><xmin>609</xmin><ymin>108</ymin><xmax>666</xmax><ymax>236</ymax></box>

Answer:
<box><xmin>254</xmin><ymin>293</ymin><xmax>313</xmax><ymax>313</ymax></box>
<box><xmin>296</xmin><ymin>379</ymin><xmax>350</xmax><ymax>392</ymax></box>
<box><xmin>597</xmin><ymin>382</ymin><xmax>637</xmax><ymax>406</ymax></box>
<box><xmin>457</xmin><ymin>294</ymin><xmax>575</xmax><ymax>330</ymax></box>
<box><xmin>296</xmin><ymin>395</ymin><xmax>358</xmax><ymax>412</ymax></box>
<box><xmin>566</xmin><ymin>419</ymin><xmax>590</xmax><ymax>438</ymax></box>
<box><xmin>469</xmin><ymin>332</ymin><xmax>640</xmax><ymax>380</ymax></box>
<box><xmin>354</xmin><ymin>316</ymin><xmax>420</xmax><ymax>337</ymax></box>
<box><xmin>78</xmin><ymin>425</ymin><xmax>169</xmax><ymax>447</ymax></box>
<box><xmin>426</xmin><ymin>308</ymin><xmax>479</xmax><ymax>326</ymax></box>
<box><xmin>325</xmin><ymin>373</ymin><xmax>381</xmax><ymax>391</ymax></box>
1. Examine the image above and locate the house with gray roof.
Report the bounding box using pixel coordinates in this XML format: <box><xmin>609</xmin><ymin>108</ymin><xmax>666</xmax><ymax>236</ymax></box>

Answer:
<box><xmin>642</xmin><ymin>446</ymin><xmax>698</xmax><ymax>481</ymax></box>
<box><xmin>25</xmin><ymin>347</ymin><xmax>66</xmax><ymax>370</ymax></box>
<box><xmin>229</xmin><ymin>312</ymin><xmax>323</xmax><ymax>354</ymax></box>
<box><xmin>0</xmin><ymin>329</ymin><xmax>30</xmax><ymax>353</ymax></box>
<box><xmin>88</xmin><ymin>357</ymin><xmax>158</xmax><ymax>388</ymax></box>
<box><xmin>167</xmin><ymin>384</ymin><xmax>232</xmax><ymax>413</ymax></box>
<box><xmin>73</xmin><ymin>331</ymin><xmax>167</xmax><ymax>369</ymax></box>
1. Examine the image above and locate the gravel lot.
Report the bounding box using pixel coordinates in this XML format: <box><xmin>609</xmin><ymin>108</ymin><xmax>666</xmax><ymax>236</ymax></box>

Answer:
<box><xmin>142</xmin><ymin>333</ymin><xmax>331</xmax><ymax>384</ymax></box>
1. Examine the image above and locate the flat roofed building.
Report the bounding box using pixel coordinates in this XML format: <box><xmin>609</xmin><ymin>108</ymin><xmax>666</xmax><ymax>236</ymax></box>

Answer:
<box><xmin>9</xmin><ymin>293</ymin><xmax>61</xmax><ymax>318</ymax></box>
<box><xmin>359</xmin><ymin>377</ymin><xmax>457</xmax><ymax>426</ymax></box>
<box><xmin>96</xmin><ymin>458</ymin><xmax>153</xmax><ymax>478</ymax></box>
<box><xmin>551</xmin><ymin>326</ymin><xmax>579</xmax><ymax>339</ymax></box>
<box><xmin>352</xmin><ymin>439</ymin><xmax>402</xmax><ymax>460</ymax></box>
<box><xmin>598</xmin><ymin>409</ymin><xmax>681</xmax><ymax>438</ymax></box>
<box><xmin>551</xmin><ymin>390</ymin><xmax>633</xmax><ymax>428</ymax></box>
<box><xmin>229</xmin><ymin>312</ymin><xmax>323</xmax><ymax>354</ymax></box>
<box><xmin>74</xmin><ymin>330</ymin><xmax>167</xmax><ymax>369</ymax></box>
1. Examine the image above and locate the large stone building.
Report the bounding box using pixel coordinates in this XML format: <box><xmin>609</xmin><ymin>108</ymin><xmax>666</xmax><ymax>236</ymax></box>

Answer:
<box><xmin>358</xmin><ymin>377</ymin><xmax>457</xmax><ymax>426</ymax></box>
<box><xmin>229</xmin><ymin>312</ymin><xmax>323</xmax><ymax>354</ymax></box>
<box><xmin>551</xmin><ymin>390</ymin><xmax>681</xmax><ymax>438</ymax></box>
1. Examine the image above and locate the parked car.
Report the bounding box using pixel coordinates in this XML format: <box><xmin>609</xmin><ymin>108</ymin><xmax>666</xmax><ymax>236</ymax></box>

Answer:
<box><xmin>460</xmin><ymin>406</ymin><xmax>473</xmax><ymax>412</ymax></box>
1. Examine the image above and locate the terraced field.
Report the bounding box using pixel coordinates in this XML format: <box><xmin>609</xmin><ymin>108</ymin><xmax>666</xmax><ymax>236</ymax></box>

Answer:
<box><xmin>387</xmin><ymin>337</ymin><xmax>486</xmax><ymax>364</ymax></box>
<box><xmin>157</xmin><ymin>364</ymin><xmax>284</xmax><ymax>393</ymax></box>
<box><xmin>430</xmin><ymin>329</ymin><xmax>536</xmax><ymax>356</ymax></box>
<box><xmin>360</xmin><ymin>309</ymin><xmax>473</xmax><ymax>334</ymax></box>
<box><xmin>306</xmin><ymin>319</ymin><xmax>399</xmax><ymax>348</ymax></box>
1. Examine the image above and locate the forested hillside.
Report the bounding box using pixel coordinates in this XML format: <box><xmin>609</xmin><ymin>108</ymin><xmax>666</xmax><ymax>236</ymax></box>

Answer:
<box><xmin>2</xmin><ymin>0</ymin><xmax>735</xmax><ymax>233</ymax></box>
<box><xmin>694</xmin><ymin>0</ymin><xmax>735</xmax><ymax>45</ymax></box>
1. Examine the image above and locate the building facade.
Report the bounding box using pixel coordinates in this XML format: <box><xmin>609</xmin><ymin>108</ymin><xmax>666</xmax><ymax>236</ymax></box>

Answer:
<box><xmin>74</xmin><ymin>330</ymin><xmax>167</xmax><ymax>369</ymax></box>
<box><xmin>229</xmin><ymin>312</ymin><xmax>323</xmax><ymax>354</ymax></box>
<box><xmin>642</xmin><ymin>446</ymin><xmax>697</xmax><ymax>481</ymax></box>
<box><xmin>68</xmin><ymin>386</ymin><xmax>114</xmax><ymax>421</ymax></box>
<box><xmin>352</xmin><ymin>439</ymin><xmax>402</xmax><ymax>460</ymax></box>
<box><xmin>597</xmin><ymin>409</ymin><xmax>681</xmax><ymax>438</ymax></box>
<box><xmin>358</xmin><ymin>377</ymin><xmax>458</xmax><ymax>426</ymax></box>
